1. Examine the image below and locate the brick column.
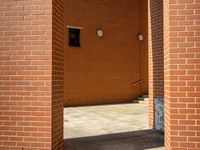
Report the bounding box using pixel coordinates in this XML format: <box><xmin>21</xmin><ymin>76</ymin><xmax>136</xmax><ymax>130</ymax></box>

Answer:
<box><xmin>148</xmin><ymin>0</ymin><xmax>164</xmax><ymax>128</ymax></box>
<box><xmin>0</xmin><ymin>0</ymin><xmax>65</xmax><ymax>149</ymax></box>
<box><xmin>52</xmin><ymin>0</ymin><xmax>65</xmax><ymax>149</ymax></box>
<box><xmin>164</xmin><ymin>0</ymin><xmax>200</xmax><ymax>149</ymax></box>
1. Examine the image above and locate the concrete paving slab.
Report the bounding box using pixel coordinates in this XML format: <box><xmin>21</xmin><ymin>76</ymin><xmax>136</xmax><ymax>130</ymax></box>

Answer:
<box><xmin>64</xmin><ymin>103</ymin><xmax>164</xmax><ymax>150</ymax></box>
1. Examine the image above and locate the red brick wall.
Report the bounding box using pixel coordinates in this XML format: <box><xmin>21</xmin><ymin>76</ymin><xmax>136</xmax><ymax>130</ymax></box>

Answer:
<box><xmin>52</xmin><ymin>0</ymin><xmax>65</xmax><ymax>149</ymax></box>
<box><xmin>1</xmin><ymin>0</ymin><xmax>199</xmax><ymax>149</ymax></box>
<box><xmin>141</xmin><ymin>0</ymin><xmax>149</xmax><ymax>95</ymax></box>
<box><xmin>148</xmin><ymin>0</ymin><xmax>164</xmax><ymax>128</ymax></box>
<box><xmin>0</xmin><ymin>0</ymin><xmax>61</xmax><ymax>149</ymax></box>
<box><xmin>64</xmin><ymin>0</ymin><xmax>148</xmax><ymax>106</ymax></box>
<box><xmin>164</xmin><ymin>0</ymin><xmax>200</xmax><ymax>149</ymax></box>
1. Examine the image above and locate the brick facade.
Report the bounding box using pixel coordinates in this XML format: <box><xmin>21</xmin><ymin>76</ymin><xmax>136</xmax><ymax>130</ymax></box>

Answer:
<box><xmin>0</xmin><ymin>0</ymin><xmax>65</xmax><ymax>149</ymax></box>
<box><xmin>64</xmin><ymin>0</ymin><xmax>148</xmax><ymax>106</ymax></box>
<box><xmin>52</xmin><ymin>0</ymin><xmax>65</xmax><ymax>149</ymax></box>
<box><xmin>148</xmin><ymin>0</ymin><xmax>164</xmax><ymax>128</ymax></box>
<box><xmin>0</xmin><ymin>1</ymin><xmax>53</xmax><ymax>149</ymax></box>
<box><xmin>164</xmin><ymin>0</ymin><xmax>200</xmax><ymax>149</ymax></box>
<box><xmin>141</xmin><ymin>0</ymin><xmax>149</xmax><ymax>98</ymax></box>
<box><xmin>0</xmin><ymin>0</ymin><xmax>199</xmax><ymax>149</ymax></box>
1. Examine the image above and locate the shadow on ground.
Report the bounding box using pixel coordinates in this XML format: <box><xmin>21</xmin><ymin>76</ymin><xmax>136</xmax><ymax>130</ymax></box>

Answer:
<box><xmin>64</xmin><ymin>129</ymin><xmax>164</xmax><ymax>150</ymax></box>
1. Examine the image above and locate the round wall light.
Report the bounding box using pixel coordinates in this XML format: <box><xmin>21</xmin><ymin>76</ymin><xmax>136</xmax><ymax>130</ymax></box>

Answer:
<box><xmin>137</xmin><ymin>33</ymin><xmax>144</xmax><ymax>41</ymax></box>
<box><xmin>97</xmin><ymin>28</ymin><xmax>104</xmax><ymax>37</ymax></box>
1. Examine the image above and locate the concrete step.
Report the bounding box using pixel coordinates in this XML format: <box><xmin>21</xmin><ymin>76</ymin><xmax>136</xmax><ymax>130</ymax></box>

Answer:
<box><xmin>138</xmin><ymin>97</ymin><xmax>144</xmax><ymax>100</ymax></box>
<box><xmin>132</xmin><ymin>100</ymin><xmax>139</xmax><ymax>103</ymax></box>
<box><xmin>137</xmin><ymin>97</ymin><xmax>149</xmax><ymax>101</ymax></box>
<box><xmin>137</xmin><ymin>95</ymin><xmax>149</xmax><ymax>104</ymax></box>
<box><xmin>142</xmin><ymin>95</ymin><xmax>149</xmax><ymax>98</ymax></box>
<box><xmin>132</xmin><ymin>95</ymin><xmax>149</xmax><ymax>104</ymax></box>
<box><xmin>139</xmin><ymin>99</ymin><xmax>149</xmax><ymax>104</ymax></box>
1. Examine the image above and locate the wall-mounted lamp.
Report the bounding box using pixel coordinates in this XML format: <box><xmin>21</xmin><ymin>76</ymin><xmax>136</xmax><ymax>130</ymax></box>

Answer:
<box><xmin>96</xmin><ymin>28</ymin><xmax>104</xmax><ymax>37</ymax></box>
<box><xmin>137</xmin><ymin>33</ymin><xmax>144</xmax><ymax>41</ymax></box>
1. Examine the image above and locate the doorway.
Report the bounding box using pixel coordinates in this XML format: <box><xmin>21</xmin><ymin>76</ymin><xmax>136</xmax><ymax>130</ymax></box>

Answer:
<box><xmin>63</xmin><ymin>0</ymin><xmax>164</xmax><ymax>150</ymax></box>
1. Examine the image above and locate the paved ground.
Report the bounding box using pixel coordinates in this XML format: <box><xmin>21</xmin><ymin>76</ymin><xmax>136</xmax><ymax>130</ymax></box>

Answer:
<box><xmin>64</xmin><ymin>103</ymin><xmax>164</xmax><ymax>150</ymax></box>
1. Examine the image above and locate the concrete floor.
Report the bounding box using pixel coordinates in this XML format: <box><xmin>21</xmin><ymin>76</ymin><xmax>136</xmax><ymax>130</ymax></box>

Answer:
<box><xmin>64</xmin><ymin>103</ymin><xmax>164</xmax><ymax>150</ymax></box>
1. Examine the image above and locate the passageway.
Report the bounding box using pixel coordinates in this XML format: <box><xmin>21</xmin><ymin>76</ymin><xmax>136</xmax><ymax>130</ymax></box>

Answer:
<box><xmin>64</xmin><ymin>103</ymin><xmax>164</xmax><ymax>150</ymax></box>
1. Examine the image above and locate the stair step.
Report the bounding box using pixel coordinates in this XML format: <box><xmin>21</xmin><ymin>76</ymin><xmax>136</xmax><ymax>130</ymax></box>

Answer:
<box><xmin>132</xmin><ymin>95</ymin><xmax>149</xmax><ymax>104</ymax></box>
<box><xmin>132</xmin><ymin>100</ymin><xmax>139</xmax><ymax>103</ymax></box>
<box><xmin>138</xmin><ymin>97</ymin><xmax>144</xmax><ymax>100</ymax></box>
<box><xmin>143</xmin><ymin>95</ymin><xmax>149</xmax><ymax>98</ymax></box>
<box><xmin>139</xmin><ymin>100</ymin><xmax>149</xmax><ymax>104</ymax></box>
<box><xmin>137</xmin><ymin>97</ymin><xmax>148</xmax><ymax>101</ymax></box>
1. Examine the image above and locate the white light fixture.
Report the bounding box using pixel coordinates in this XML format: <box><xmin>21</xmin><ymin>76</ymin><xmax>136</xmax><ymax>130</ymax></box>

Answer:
<box><xmin>97</xmin><ymin>28</ymin><xmax>103</xmax><ymax>37</ymax></box>
<box><xmin>138</xmin><ymin>33</ymin><xmax>144</xmax><ymax>41</ymax></box>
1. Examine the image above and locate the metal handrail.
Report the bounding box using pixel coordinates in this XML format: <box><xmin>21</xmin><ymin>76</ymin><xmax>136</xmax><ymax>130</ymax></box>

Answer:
<box><xmin>132</xmin><ymin>79</ymin><xmax>143</xmax><ymax>87</ymax></box>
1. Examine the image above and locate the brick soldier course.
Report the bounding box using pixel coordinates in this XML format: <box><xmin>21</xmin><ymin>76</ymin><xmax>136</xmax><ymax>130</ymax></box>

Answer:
<box><xmin>0</xmin><ymin>0</ymin><xmax>199</xmax><ymax>150</ymax></box>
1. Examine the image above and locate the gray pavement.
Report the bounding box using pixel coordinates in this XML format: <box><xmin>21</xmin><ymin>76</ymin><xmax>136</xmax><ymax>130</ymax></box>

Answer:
<box><xmin>64</xmin><ymin>103</ymin><xmax>164</xmax><ymax>150</ymax></box>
